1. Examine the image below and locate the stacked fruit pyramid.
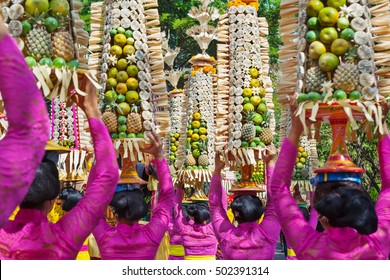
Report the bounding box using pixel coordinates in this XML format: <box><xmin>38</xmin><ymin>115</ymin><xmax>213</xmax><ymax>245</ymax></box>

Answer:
<box><xmin>278</xmin><ymin>0</ymin><xmax>390</xmax><ymax>133</ymax></box>
<box><xmin>176</xmin><ymin>0</ymin><xmax>218</xmax><ymax>187</ymax></box>
<box><xmin>0</xmin><ymin>0</ymin><xmax>92</xmax><ymax>99</ymax></box>
<box><xmin>88</xmin><ymin>0</ymin><xmax>169</xmax><ymax>163</ymax></box>
<box><xmin>161</xmin><ymin>34</ymin><xmax>185</xmax><ymax>172</ymax></box>
<box><xmin>216</xmin><ymin>0</ymin><xmax>274</xmax><ymax>190</ymax></box>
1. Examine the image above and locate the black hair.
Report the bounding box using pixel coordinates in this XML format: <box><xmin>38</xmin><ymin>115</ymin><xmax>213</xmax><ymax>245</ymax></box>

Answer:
<box><xmin>313</xmin><ymin>181</ymin><xmax>363</xmax><ymax>205</ymax></box>
<box><xmin>59</xmin><ymin>187</ymin><xmax>84</xmax><ymax>212</ymax></box>
<box><xmin>110</xmin><ymin>190</ymin><xmax>148</xmax><ymax>221</ymax></box>
<box><xmin>230</xmin><ymin>195</ymin><xmax>264</xmax><ymax>224</ymax></box>
<box><xmin>298</xmin><ymin>205</ymin><xmax>310</xmax><ymax>221</ymax></box>
<box><xmin>20</xmin><ymin>160</ymin><xmax>60</xmax><ymax>210</ymax></box>
<box><xmin>314</xmin><ymin>187</ymin><xmax>378</xmax><ymax>235</ymax></box>
<box><xmin>186</xmin><ymin>203</ymin><xmax>210</xmax><ymax>224</ymax></box>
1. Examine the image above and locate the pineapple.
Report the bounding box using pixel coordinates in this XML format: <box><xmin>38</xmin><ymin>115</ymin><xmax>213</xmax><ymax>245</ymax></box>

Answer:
<box><xmin>198</xmin><ymin>140</ymin><xmax>209</xmax><ymax>166</ymax></box>
<box><xmin>186</xmin><ymin>154</ymin><xmax>196</xmax><ymax>166</ymax></box>
<box><xmin>126</xmin><ymin>105</ymin><xmax>142</xmax><ymax>133</ymax></box>
<box><xmin>333</xmin><ymin>63</ymin><xmax>359</xmax><ymax>93</ymax></box>
<box><xmin>242</xmin><ymin>110</ymin><xmax>256</xmax><ymax>143</ymax></box>
<box><xmin>185</xmin><ymin>141</ymin><xmax>196</xmax><ymax>166</ymax></box>
<box><xmin>305</xmin><ymin>66</ymin><xmax>327</xmax><ymax>93</ymax></box>
<box><xmin>26</xmin><ymin>24</ymin><xmax>53</xmax><ymax>61</ymax></box>
<box><xmin>333</xmin><ymin>47</ymin><xmax>359</xmax><ymax>93</ymax></box>
<box><xmin>259</xmin><ymin>112</ymin><xmax>273</xmax><ymax>145</ymax></box>
<box><xmin>52</xmin><ymin>18</ymin><xmax>75</xmax><ymax>62</ymax></box>
<box><xmin>102</xmin><ymin>105</ymin><xmax>118</xmax><ymax>133</ymax></box>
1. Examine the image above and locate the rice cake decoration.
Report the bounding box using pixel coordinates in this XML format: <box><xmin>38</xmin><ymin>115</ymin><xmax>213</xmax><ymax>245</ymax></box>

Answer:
<box><xmin>93</xmin><ymin>0</ymin><xmax>169</xmax><ymax>163</ymax></box>
<box><xmin>161</xmin><ymin>32</ymin><xmax>186</xmax><ymax>172</ymax></box>
<box><xmin>177</xmin><ymin>0</ymin><xmax>218</xmax><ymax>186</ymax></box>
<box><xmin>217</xmin><ymin>0</ymin><xmax>275</xmax><ymax>169</ymax></box>
<box><xmin>0</xmin><ymin>0</ymin><xmax>96</xmax><ymax>100</ymax></box>
<box><xmin>278</xmin><ymin>0</ymin><xmax>390</xmax><ymax>134</ymax></box>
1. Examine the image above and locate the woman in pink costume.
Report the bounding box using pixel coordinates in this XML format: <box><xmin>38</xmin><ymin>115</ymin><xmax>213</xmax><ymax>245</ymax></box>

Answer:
<box><xmin>209</xmin><ymin>152</ymin><xmax>280</xmax><ymax>260</ymax></box>
<box><xmin>0</xmin><ymin>79</ymin><xmax>119</xmax><ymax>259</ymax></box>
<box><xmin>0</xmin><ymin>20</ymin><xmax>49</xmax><ymax>228</ymax></box>
<box><xmin>167</xmin><ymin>203</ymin><xmax>186</xmax><ymax>260</ymax></box>
<box><xmin>174</xmin><ymin>186</ymin><xmax>217</xmax><ymax>260</ymax></box>
<box><xmin>92</xmin><ymin>131</ymin><xmax>174</xmax><ymax>260</ymax></box>
<box><xmin>271</xmin><ymin>108</ymin><xmax>390</xmax><ymax>259</ymax></box>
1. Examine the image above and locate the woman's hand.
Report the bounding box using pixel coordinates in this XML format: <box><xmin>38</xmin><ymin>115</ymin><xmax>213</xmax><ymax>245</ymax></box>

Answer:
<box><xmin>68</xmin><ymin>76</ymin><xmax>101</xmax><ymax>120</ymax></box>
<box><xmin>214</xmin><ymin>151</ymin><xmax>225</xmax><ymax>174</ymax></box>
<box><xmin>139</xmin><ymin>130</ymin><xmax>164</xmax><ymax>160</ymax></box>
<box><xmin>264</xmin><ymin>143</ymin><xmax>277</xmax><ymax>166</ymax></box>
<box><xmin>0</xmin><ymin>18</ymin><xmax>7</xmax><ymax>40</ymax></box>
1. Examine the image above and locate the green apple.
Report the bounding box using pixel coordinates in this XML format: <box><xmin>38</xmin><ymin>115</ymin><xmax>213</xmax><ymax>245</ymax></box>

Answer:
<box><xmin>319</xmin><ymin>27</ymin><xmax>338</xmax><ymax>44</ymax></box>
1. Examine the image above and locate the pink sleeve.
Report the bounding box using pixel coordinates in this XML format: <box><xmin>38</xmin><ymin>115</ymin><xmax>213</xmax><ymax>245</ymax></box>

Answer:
<box><xmin>145</xmin><ymin>159</ymin><xmax>174</xmax><ymax>244</ymax></box>
<box><xmin>209</xmin><ymin>173</ymin><xmax>234</xmax><ymax>241</ymax></box>
<box><xmin>270</xmin><ymin>139</ymin><xmax>318</xmax><ymax>254</ymax></box>
<box><xmin>0</xmin><ymin>35</ymin><xmax>49</xmax><ymax>227</ymax></box>
<box><xmin>57</xmin><ymin>118</ymin><xmax>119</xmax><ymax>247</ymax></box>
<box><xmin>92</xmin><ymin>217</ymin><xmax>111</xmax><ymax>244</ymax></box>
<box><xmin>261</xmin><ymin>167</ymin><xmax>281</xmax><ymax>239</ymax></box>
<box><xmin>308</xmin><ymin>207</ymin><xmax>318</xmax><ymax>229</ymax></box>
<box><xmin>375</xmin><ymin>134</ymin><xmax>390</xmax><ymax>240</ymax></box>
<box><xmin>173</xmin><ymin>185</ymin><xmax>186</xmax><ymax>232</ymax></box>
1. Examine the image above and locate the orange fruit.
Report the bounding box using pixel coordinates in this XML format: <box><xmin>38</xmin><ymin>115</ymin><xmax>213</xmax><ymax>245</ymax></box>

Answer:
<box><xmin>331</xmin><ymin>38</ymin><xmax>350</xmax><ymax>56</ymax></box>
<box><xmin>114</xmin><ymin>34</ymin><xmax>127</xmax><ymax>47</ymax></box>
<box><xmin>115</xmin><ymin>83</ymin><xmax>127</xmax><ymax>95</ymax></box>
<box><xmin>123</xmin><ymin>45</ymin><xmax>136</xmax><ymax>56</ymax></box>
<box><xmin>106</xmin><ymin>78</ymin><xmax>117</xmax><ymax>89</ymax></box>
<box><xmin>127</xmin><ymin>65</ymin><xmax>139</xmax><ymax>77</ymax></box>
<box><xmin>116</xmin><ymin>71</ymin><xmax>129</xmax><ymax>83</ymax></box>
<box><xmin>306</xmin><ymin>0</ymin><xmax>324</xmax><ymax>17</ymax></box>
<box><xmin>319</xmin><ymin>27</ymin><xmax>338</xmax><ymax>44</ymax></box>
<box><xmin>108</xmin><ymin>67</ymin><xmax>118</xmax><ymax>78</ymax></box>
<box><xmin>191</xmin><ymin>121</ymin><xmax>201</xmax><ymax>129</ymax></box>
<box><xmin>126</xmin><ymin>77</ymin><xmax>139</xmax><ymax>90</ymax></box>
<box><xmin>318</xmin><ymin>52</ymin><xmax>339</xmax><ymax>72</ymax></box>
<box><xmin>308</xmin><ymin>41</ymin><xmax>326</xmax><ymax>59</ymax></box>
<box><xmin>110</xmin><ymin>45</ymin><xmax>122</xmax><ymax>57</ymax></box>
<box><xmin>125</xmin><ymin>90</ymin><xmax>139</xmax><ymax>104</ymax></box>
<box><xmin>318</xmin><ymin>7</ymin><xmax>339</xmax><ymax>27</ymax></box>
<box><xmin>243</xmin><ymin>88</ymin><xmax>253</xmax><ymax>97</ymax></box>
<box><xmin>193</xmin><ymin>112</ymin><xmax>201</xmax><ymax>120</ymax></box>
<box><xmin>116</xmin><ymin>58</ymin><xmax>128</xmax><ymax>70</ymax></box>
<box><xmin>327</xmin><ymin>0</ymin><xmax>346</xmax><ymax>11</ymax></box>
<box><xmin>116</xmin><ymin>102</ymin><xmax>130</xmax><ymax>116</ymax></box>
<box><xmin>250</xmin><ymin>78</ymin><xmax>260</xmax><ymax>88</ymax></box>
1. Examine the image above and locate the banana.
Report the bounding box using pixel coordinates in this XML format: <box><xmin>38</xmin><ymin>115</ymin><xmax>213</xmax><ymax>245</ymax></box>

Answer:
<box><xmin>357</xmin><ymin>45</ymin><xmax>373</xmax><ymax>60</ymax></box>
<box><xmin>351</xmin><ymin>17</ymin><xmax>367</xmax><ymax>32</ymax></box>
<box><xmin>359</xmin><ymin>73</ymin><xmax>375</xmax><ymax>87</ymax></box>
<box><xmin>8</xmin><ymin>3</ymin><xmax>23</xmax><ymax>20</ymax></box>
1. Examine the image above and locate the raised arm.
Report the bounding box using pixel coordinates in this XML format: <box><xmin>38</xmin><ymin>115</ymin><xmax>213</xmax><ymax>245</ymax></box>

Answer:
<box><xmin>209</xmin><ymin>153</ymin><xmax>234</xmax><ymax>241</ymax></box>
<box><xmin>145</xmin><ymin>158</ymin><xmax>174</xmax><ymax>243</ymax></box>
<box><xmin>0</xmin><ymin>34</ymin><xmax>49</xmax><ymax>227</ymax></box>
<box><xmin>57</xmin><ymin>79</ymin><xmax>119</xmax><ymax>247</ymax></box>
<box><xmin>142</xmin><ymin>131</ymin><xmax>174</xmax><ymax>244</ymax></box>
<box><xmin>270</xmin><ymin>111</ymin><xmax>317</xmax><ymax>254</ymax></box>
<box><xmin>375</xmin><ymin>119</ymin><xmax>390</xmax><ymax>239</ymax></box>
<box><xmin>261</xmin><ymin>163</ymin><xmax>281</xmax><ymax>240</ymax></box>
